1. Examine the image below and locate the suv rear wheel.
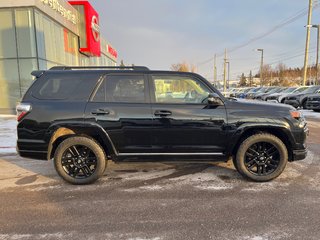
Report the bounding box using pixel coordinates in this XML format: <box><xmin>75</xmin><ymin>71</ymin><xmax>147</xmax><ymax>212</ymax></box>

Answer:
<box><xmin>54</xmin><ymin>136</ymin><xmax>106</xmax><ymax>184</ymax></box>
<box><xmin>234</xmin><ymin>133</ymin><xmax>288</xmax><ymax>182</ymax></box>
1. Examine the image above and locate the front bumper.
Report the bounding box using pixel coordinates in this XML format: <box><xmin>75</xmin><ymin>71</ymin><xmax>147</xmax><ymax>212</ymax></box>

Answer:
<box><xmin>284</xmin><ymin>99</ymin><xmax>300</xmax><ymax>108</ymax></box>
<box><xmin>306</xmin><ymin>101</ymin><xmax>320</xmax><ymax>110</ymax></box>
<box><xmin>292</xmin><ymin>149</ymin><xmax>308</xmax><ymax>161</ymax></box>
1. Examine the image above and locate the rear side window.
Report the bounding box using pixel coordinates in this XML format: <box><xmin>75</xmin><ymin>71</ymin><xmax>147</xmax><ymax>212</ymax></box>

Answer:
<box><xmin>32</xmin><ymin>73</ymin><xmax>101</xmax><ymax>100</ymax></box>
<box><xmin>92</xmin><ymin>75</ymin><xmax>146</xmax><ymax>103</ymax></box>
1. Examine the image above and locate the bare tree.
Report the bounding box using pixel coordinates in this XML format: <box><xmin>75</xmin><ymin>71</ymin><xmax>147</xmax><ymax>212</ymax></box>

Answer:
<box><xmin>171</xmin><ymin>62</ymin><xmax>196</xmax><ymax>72</ymax></box>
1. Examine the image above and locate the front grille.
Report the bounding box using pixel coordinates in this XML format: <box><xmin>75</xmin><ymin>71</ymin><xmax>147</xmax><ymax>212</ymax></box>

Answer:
<box><xmin>287</xmin><ymin>96</ymin><xmax>297</xmax><ymax>100</ymax></box>
<box><xmin>308</xmin><ymin>97</ymin><xmax>320</xmax><ymax>101</ymax></box>
<box><xmin>267</xmin><ymin>96</ymin><xmax>277</xmax><ymax>100</ymax></box>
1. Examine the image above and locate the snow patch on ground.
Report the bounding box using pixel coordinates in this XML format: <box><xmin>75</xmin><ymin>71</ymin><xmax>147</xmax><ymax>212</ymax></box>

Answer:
<box><xmin>0</xmin><ymin>117</ymin><xmax>17</xmax><ymax>154</ymax></box>
<box><xmin>300</xmin><ymin>109</ymin><xmax>320</xmax><ymax>118</ymax></box>
<box><xmin>117</xmin><ymin>168</ymin><xmax>176</xmax><ymax>181</ymax></box>
<box><xmin>238</xmin><ymin>231</ymin><xmax>291</xmax><ymax>240</ymax></box>
<box><xmin>123</xmin><ymin>185</ymin><xmax>167</xmax><ymax>192</ymax></box>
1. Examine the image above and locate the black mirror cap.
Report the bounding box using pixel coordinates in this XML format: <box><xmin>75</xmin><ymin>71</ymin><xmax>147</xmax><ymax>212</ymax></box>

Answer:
<box><xmin>207</xmin><ymin>93</ymin><xmax>224</xmax><ymax>106</ymax></box>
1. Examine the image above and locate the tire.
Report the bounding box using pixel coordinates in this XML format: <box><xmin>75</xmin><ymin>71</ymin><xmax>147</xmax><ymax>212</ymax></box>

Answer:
<box><xmin>302</xmin><ymin>100</ymin><xmax>307</xmax><ymax>109</ymax></box>
<box><xmin>54</xmin><ymin>136</ymin><xmax>106</xmax><ymax>185</ymax></box>
<box><xmin>313</xmin><ymin>109</ymin><xmax>320</xmax><ymax>112</ymax></box>
<box><xmin>234</xmin><ymin>133</ymin><xmax>288</xmax><ymax>182</ymax></box>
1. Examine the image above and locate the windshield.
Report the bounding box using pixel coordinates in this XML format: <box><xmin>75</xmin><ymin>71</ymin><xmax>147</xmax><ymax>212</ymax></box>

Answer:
<box><xmin>282</xmin><ymin>87</ymin><xmax>296</xmax><ymax>93</ymax></box>
<box><xmin>244</xmin><ymin>88</ymin><xmax>252</xmax><ymax>93</ymax></box>
<box><xmin>293</xmin><ymin>86</ymin><xmax>309</xmax><ymax>93</ymax></box>
<box><xmin>248</xmin><ymin>87</ymin><xmax>261</xmax><ymax>93</ymax></box>
<box><xmin>302</xmin><ymin>86</ymin><xmax>320</xmax><ymax>94</ymax></box>
<box><xmin>267</xmin><ymin>88</ymin><xmax>282</xmax><ymax>94</ymax></box>
<box><xmin>257</xmin><ymin>87</ymin><xmax>269</xmax><ymax>93</ymax></box>
<box><xmin>265</xmin><ymin>87</ymin><xmax>277</xmax><ymax>93</ymax></box>
<box><xmin>275</xmin><ymin>88</ymin><xmax>286</xmax><ymax>93</ymax></box>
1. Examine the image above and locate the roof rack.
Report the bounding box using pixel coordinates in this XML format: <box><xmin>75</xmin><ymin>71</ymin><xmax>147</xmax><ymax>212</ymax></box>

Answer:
<box><xmin>50</xmin><ymin>66</ymin><xmax>150</xmax><ymax>71</ymax></box>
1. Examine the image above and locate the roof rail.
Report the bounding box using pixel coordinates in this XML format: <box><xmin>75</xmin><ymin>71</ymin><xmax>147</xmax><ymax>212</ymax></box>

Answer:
<box><xmin>50</xmin><ymin>66</ymin><xmax>150</xmax><ymax>71</ymax></box>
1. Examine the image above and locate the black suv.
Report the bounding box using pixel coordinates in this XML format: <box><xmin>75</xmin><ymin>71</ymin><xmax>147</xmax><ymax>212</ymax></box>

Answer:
<box><xmin>284</xmin><ymin>85</ymin><xmax>320</xmax><ymax>109</ymax></box>
<box><xmin>16</xmin><ymin>66</ymin><xmax>308</xmax><ymax>184</ymax></box>
<box><xmin>306</xmin><ymin>93</ymin><xmax>320</xmax><ymax>112</ymax></box>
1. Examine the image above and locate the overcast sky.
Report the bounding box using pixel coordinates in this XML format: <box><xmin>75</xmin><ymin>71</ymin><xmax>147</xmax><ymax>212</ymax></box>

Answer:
<box><xmin>89</xmin><ymin>0</ymin><xmax>320</xmax><ymax>81</ymax></box>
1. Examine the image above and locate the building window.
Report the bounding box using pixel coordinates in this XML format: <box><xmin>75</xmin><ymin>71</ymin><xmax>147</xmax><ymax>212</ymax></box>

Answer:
<box><xmin>15</xmin><ymin>9</ymin><xmax>36</xmax><ymax>58</ymax></box>
<box><xmin>0</xmin><ymin>9</ymin><xmax>17</xmax><ymax>58</ymax></box>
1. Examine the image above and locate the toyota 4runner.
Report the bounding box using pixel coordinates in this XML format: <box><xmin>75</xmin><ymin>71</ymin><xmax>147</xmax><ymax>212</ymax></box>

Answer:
<box><xmin>16</xmin><ymin>66</ymin><xmax>308</xmax><ymax>184</ymax></box>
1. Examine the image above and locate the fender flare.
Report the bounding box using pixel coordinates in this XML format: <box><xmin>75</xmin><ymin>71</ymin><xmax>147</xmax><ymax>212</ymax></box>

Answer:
<box><xmin>227</xmin><ymin>123</ymin><xmax>295</xmax><ymax>156</ymax></box>
<box><xmin>46</xmin><ymin>121</ymin><xmax>118</xmax><ymax>160</ymax></box>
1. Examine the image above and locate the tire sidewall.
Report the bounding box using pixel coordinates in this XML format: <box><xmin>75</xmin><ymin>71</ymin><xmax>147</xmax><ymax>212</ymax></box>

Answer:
<box><xmin>236</xmin><ymin>134</ymin><xmax>288</xmax><ymax>182</ymax></box>
<box><xmin>54</xmin><ymin>136</ymin><xmax>106</xmax><ymax>185</ymax></box>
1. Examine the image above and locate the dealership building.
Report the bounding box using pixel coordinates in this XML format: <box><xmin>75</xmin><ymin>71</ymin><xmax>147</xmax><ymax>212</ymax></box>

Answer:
<box><xmin>0</xmin><ymin>0</ymin><xmax>118</xmax><ymax>113</ymax></box>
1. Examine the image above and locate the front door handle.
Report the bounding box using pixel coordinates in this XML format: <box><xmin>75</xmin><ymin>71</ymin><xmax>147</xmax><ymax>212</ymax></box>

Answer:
<box><xmin>154</xmin><ymin>110</ymin><xmax>172</xmax><ymax>117</ymax></box>
<box><xmin>91</xmin><ymin>108</ymin><xmax>110</xmax><ymax>115</ymax></box>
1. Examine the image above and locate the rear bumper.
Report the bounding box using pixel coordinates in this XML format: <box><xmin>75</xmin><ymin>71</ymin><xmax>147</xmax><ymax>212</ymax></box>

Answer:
<box><xmin>17</xmin><ymin>139</ymin><xmax>48</xmax><ymax>160</ymax></box>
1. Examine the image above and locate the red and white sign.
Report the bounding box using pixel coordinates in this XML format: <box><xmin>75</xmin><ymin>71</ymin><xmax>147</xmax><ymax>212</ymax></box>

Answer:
<box><xmin>69</xmin><ymin>1</ymin><xmax>101</xmax><ymax>56</ymax></box>
<box><xmin>107</xmin><ymin>45</ymin><xmax>118</xmax><ymax>59</ymax></box>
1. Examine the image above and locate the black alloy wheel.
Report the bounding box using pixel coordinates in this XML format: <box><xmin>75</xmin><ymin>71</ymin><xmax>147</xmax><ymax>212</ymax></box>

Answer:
<box><xmin>244</xmin><ymin>142</ymin><xmax>280</xmax><ymax>176</ymax></box>
<box><xmin>61</xmin><ymin>145</ymin><xmax>97</xmax><ymax>179</ymax></box>
<box><xmin>54</xmin><ymin>136</ymin><xmax>106</xmax><ymax>184</ymax></box>
<box><xmin>234</xmin><ymin>133</ymin><xmax>288</xmax><ymax>182</ymax></box>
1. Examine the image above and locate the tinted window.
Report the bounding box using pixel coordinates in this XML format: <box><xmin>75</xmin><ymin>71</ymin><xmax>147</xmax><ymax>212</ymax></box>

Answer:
<box><xmin>92</xmin><ymin>75</ymin><xmax>146</xmax><ymax>103</ymax></box>
<box><xmin>32</xmin><ymin>73</ymin><xmax>101</xmax><ymax>100</ymax></box>
<box><xmin>152</xmin><ymin>75</ymin><xmax>210</xmax><ymax>104</ymax></box>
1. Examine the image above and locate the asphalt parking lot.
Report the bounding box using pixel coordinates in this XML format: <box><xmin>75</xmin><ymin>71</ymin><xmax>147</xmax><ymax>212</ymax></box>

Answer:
<box><xmin>0</xmin><ymin>112</ymin><xmax>320</xmax><ymax>240</ymax></box>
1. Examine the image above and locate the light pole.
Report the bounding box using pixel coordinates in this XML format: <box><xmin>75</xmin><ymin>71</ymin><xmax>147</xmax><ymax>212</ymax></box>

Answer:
<box><xmin>303</xmin><ymin>0</ymin><xmax>313</xmax><ymax>86</ymax></box>
<box><xmin>256</xmin><ymin>49</ymin><xmax>264</xmax><ymax>86</ymax></box>
<box><xmin>306</xmin><ymin>24</ymin><xmax>320</xmax><ymax>85</ymax></box>
<box><xmin>226</xmin><ymin>61</ymin><xmax>230</xmax><ymax>89</ymax></box>
<box><xmin>223</xmin><ymin>49</ymin><xmax>227</xmax><ymax>93</ymax></box>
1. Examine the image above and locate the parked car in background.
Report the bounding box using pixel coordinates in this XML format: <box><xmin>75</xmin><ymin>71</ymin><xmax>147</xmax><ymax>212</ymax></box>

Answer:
<box><xmin>229</xmin><ymin>88</ymin><xmax>241</xmax><ymax>98</ymax></box>
<box><xmin>255</xmin><ymin>87</ymin><xmax>286</xmax><ymax>101</ymax></box>
<box><xmin>277</xmin><ymin>86</ymin><xmax>308</xmax><ymax>103</ymax></box>
<box><xmin>266</xmin><ymin>87</ymin><xmax>295</xmax><ymax>103</ymax></box>
<box><xmin>235</xmin><ymin>87</ymin><xmax>253</xmax><ymax>98</ymax></box>
<box><xmin>253</xmin><ymin>87</ymin><xmax>278</xmax><ymax>100</ymax></box>
<box><xmin>284</xmin><ymin>85</ymin><xmax>320</xmax><ymax>109</ymax></box>
<box><xmin>245</xmin><ymin>87</ymin><xmax>263</xmax><ymax>99</ymax></box>
<box><xmin>306</xmin><ymin>93</ymin><xmax>320</xmax><ymax>112</ymax></box>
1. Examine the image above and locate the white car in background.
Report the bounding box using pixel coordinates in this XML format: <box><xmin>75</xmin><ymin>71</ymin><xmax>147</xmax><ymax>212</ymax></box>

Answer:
<box><xmin>266</xmin><ymin>86</ymin><xmax>309</xmax><ymax>103</ymax></box>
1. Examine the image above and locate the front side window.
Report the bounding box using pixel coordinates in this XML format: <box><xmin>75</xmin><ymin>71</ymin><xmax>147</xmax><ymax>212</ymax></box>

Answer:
<box><xmin>92</xmin><ymin>75</ymin><xmax>146</xmax><ymax>103</ymax></box>
<box><xmin>152</xmin><ymin>75</ymin><xmax>210</xmax><ymax>104</ymax></box>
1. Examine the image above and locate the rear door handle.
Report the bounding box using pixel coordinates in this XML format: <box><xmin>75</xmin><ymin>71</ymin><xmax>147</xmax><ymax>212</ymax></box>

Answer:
<box><xmin>154</xmin><ymin>110</ymin><xmax>172</xmax><ymax>117</ymax></box>
<box><xmin>91</xmin><ymin>108</ymin><xmax>110</xmax><ymax>115</ymax></box>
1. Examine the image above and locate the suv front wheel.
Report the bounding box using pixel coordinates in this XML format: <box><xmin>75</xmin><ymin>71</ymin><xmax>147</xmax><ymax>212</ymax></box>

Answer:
<box><xmin>54</xmin><ymin>136</ymin><xmax>106</xmax><ymax>184</ymax></box>
<box><xmin>234</xmin><ymin>133</ymin><xmax>288</xmax><ymax>182</ymax></box>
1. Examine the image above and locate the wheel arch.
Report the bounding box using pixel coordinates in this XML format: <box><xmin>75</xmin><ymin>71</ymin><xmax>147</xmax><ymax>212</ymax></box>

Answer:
<box><xmin>230</xmin><ymin>126</ymin><xmax>294</xmax><ymax>161</ymax></box>
<box><xmin>46</xmin><ymin>122</ymin><xmax>117</xmax><ymax>160</ymax></box>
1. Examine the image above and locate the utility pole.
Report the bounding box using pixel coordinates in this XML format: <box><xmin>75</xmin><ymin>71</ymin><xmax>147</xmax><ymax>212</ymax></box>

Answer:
<box><xmin>226</xmin><ymin>61</ymin><xmax>230</xmax><ymax>89</ymax></box>
<box><xmin>303</xmin><ymin>0</ymin><xmax>313</xmax><ymax>86</ymax></box>
<box><xmin>214</xmin><ymin>54</ymin><xmax>217</xmax><ymax>86</ymax></box>
<box><xmin>223</xmin><ymin>49</ymin><xmax>227</xmax><ymax>93</ymax></box>
<box><xmin>256</xmin><ymin>49</ymin><xmax>264</xmax><ymax>86</ymax></box>
<box><xmin>316</xmin><ymin>25</ymin><xmax>319</xmax><ymax>85</ymax></box>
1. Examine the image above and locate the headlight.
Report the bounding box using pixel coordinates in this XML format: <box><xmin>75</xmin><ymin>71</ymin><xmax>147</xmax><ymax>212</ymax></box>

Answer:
<box><xmin>290</xmin><ymin>110</ymin><xmax>301</xmax><ymax>119</ymax></box>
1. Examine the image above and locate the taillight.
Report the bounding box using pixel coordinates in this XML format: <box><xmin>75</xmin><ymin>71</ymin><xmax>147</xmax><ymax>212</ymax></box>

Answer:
<box><xmin>16</xmin><ymin>103</ymin><xmax>32</xmax><ymax>122</ymax></box>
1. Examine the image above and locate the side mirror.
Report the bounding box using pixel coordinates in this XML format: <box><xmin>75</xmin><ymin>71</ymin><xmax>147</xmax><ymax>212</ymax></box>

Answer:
<box><xmin>207</xmin><ymin>93</ymin><xmax>224</xmax><ymax>106</ymax></box>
